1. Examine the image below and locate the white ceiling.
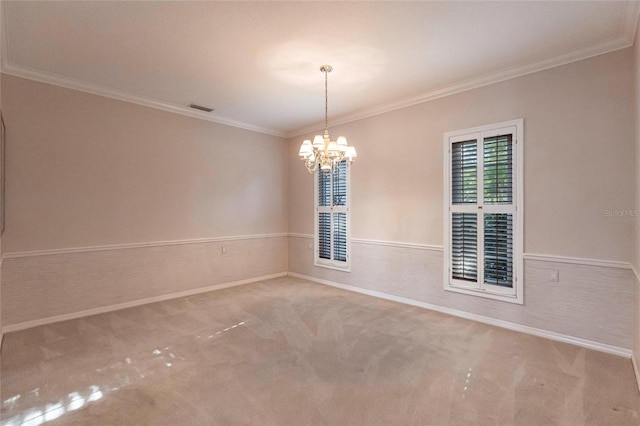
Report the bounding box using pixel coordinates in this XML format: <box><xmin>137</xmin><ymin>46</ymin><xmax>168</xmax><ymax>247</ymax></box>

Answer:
<box><xmin>2</xmin><ymin>1</ymin><xmax>639</xmax><ymax>137</ymax></box>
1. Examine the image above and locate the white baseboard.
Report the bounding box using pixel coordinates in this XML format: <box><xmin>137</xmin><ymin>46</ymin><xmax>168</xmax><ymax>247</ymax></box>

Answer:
<box><xmin>2</xmin><ymin>272</ymin><xmax>287</xmax><ymax>334</ymax></box>
<box><xmin>288</xmin><ymin>272</ymin><xmax>632</xmax><ymax>358</ymax></box>
<box><xmin>1</xmin><ymin>268</ymin><xmax>633</xmax><ymax>360</ymax></box>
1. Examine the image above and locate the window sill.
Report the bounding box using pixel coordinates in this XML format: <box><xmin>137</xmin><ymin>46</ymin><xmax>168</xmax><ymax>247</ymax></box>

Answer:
<box><xmin>314</xmin><ymin>260</ymin><xmax>351</xmax><ymax>273</ymax></box>
<box><xmin>445</xmin><ymin>284</ymin><xmax>523</xmax><ymax>305</ymax></box>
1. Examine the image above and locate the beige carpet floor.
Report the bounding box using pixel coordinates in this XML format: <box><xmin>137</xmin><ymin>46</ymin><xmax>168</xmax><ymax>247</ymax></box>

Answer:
<box><xmin>1</xmin><ymin>276</ymin><xmax>639</xmax><ymax>425</ymax></box>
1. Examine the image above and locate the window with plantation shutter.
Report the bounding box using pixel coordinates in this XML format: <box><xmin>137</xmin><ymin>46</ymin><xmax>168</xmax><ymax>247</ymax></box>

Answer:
<box><xmin>443</xmin><ymin>120</ymin><xmax>523</xmax><ymax>304</ymax></box>
<box><xmin>315</xmin><ymin>160</ymin><xmax>350</xmax><ymax>270</ymax></box>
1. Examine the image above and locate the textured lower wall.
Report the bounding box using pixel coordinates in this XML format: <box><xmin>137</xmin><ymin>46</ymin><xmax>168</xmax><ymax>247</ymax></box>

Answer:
<box><xmin>2</xmin><ymin>236</ymin><xmax>287</xmax><ymax>327</ymax></box>
<box><xmin>289</xmin><ymin>236</ymin><xmax>633</xmax><ymax>350</ymax></box>
<box><xmin>3</xmin><ymin>234</ymin><xmax>632</xmax><ymax>351</ymax></box>
<box><xmin>634</xmin><ymin>271</ymin><xmax>640</xmax><ymax>388</ymax></box>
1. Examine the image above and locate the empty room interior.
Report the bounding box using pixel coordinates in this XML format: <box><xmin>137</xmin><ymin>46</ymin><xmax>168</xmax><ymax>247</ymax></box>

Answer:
<box><xmin>2</xmin><ymin>1</ymin><xmax>640</xmax><ymax>425</ymax></box>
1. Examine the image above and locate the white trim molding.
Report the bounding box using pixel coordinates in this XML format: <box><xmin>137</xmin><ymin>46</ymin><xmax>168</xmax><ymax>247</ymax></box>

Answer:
<box><xmin>3</xmin><ymin>34</ymin><xmax>632</xmax><ymax>142</ymax></box>
<box><xmin>3</xmin><ymin>272</ymin><xmax>287</xmax><ymax>334</ymax></box>
<box><xmin>289</xmin><ymin>233</ymin><xmax>443</xmax><ymax>252</ymax></box>
<box><xmin>3</xmin><ymin>233</ymin><xmax>288</xmax><ymax>259</ymax></box>
<box><xmin>0</xmin><ymin>63</ymin><xmax>287</xmax><ymax>138</ymax></box>
<box><xmin>288</xmin><ymin>233</ymin><xmax>313</xmax><ymax>239</ymax></box>
<box><xmin>289</xmin><ymin>36</ymin><xmax>634</xmax><ymax>138</ymax></box>
<box><xmin>288</xmin><ymin>272</ymin><xmax>632</xmax><ymax>358</ymax></box>
<box><xmin>351</xmin><ymin>238</ymin><xmax>443</xmax><ymax>252</ymax></box>
<box><xmin>1</xmin><ymin>0</ymin><xmax>635</xmax><ymax>141</ymax></box>
<box><xmin>288</xmin><ymin>234</ymin><xmax>635</xmax><ymax>271</ymax></box>
<box><xmin>524</xmin><ymin>253</ymin><xmax>632</xmax><ymax>270</ymax></box>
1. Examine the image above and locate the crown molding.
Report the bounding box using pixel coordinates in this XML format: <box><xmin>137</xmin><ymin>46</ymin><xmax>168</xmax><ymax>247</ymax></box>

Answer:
<box><xmin>1</xmin><ymin>0</ymin><xmax>637</xmax><ymax>140</ymax></box>
<box><xmin>0</xmin><ymin>62</ymin><xmax>288</xmax><ymax>138</ymax></box>
<box><xmin>288</xmin><ymin>34</ymin><xmax>632</xmax><ymax>138</ymax></box>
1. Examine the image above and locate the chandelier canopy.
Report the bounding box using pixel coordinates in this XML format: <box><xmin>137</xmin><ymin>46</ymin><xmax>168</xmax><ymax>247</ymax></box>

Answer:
<box><xmin>298</xmin><ymin>65</ymin><xmax>357</xmax><ymax>173</ymax></box>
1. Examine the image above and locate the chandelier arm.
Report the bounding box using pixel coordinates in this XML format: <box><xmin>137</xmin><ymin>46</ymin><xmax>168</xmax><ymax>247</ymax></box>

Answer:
<box><xmin>299</xmin><ymin>64</ymin><xmax>354</xmax><ymax>174</ymax></box>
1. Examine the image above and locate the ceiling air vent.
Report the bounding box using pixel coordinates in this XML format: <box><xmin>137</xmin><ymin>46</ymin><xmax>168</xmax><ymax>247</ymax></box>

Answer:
<box><xmin>189</xmin><ymin>103</ymin><xmax>214</xmax><ymax>113</ymax></box>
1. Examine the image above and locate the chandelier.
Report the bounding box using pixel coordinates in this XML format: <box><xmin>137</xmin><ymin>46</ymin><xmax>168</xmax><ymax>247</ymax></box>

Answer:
<box><xmin>298</xmin><ymin>65</ymin><xmax>357</xmax><ymax>173</ymax></box>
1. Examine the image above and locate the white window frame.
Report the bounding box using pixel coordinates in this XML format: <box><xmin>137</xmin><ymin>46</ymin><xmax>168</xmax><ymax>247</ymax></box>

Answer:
<box><xmin>314</xmin><ymin>161</ymin><xmax>351</xmax><ymax>272</ymax></box>
<box><xmin>443</xmin><ymin>119</ymin><xmax>524</xmax><ymax>304</ymax></box>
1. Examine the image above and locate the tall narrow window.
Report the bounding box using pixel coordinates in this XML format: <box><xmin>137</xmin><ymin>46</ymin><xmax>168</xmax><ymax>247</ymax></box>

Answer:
<box><xmin>315</xmin><ymin>160</ymin><xmax>350</xmax><ymax>270</ymax></box>
<box><xmin>443</xmin><ymin>120</ymin><xmax>523</xmax><ymax>304</ymax></box>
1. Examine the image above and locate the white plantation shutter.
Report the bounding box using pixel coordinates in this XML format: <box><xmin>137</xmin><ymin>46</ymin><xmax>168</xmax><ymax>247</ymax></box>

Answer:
<box><xmin>484</xmin><ymin>213</ymin><xmax>513</xmax><ymax>287</ymax></box>
<box><xmin>318</xmin><ymin>171</ymin><xmax>331</xmax><ymax>260</ymax></box>
<box><xmin>333</xmin><ymin>213</ymin><xmax>348</xmax><ymax>262</ymax></box>
<box><xmin>444</xmin><ymin>120</ymin><xmax>523</xmax><ymax>304</ymax></box>
<box><xmin>451</xmin><ymin>212</ymin><xmax>478</xmax><ymax>281</ymax></box>
<box><xmin>483</xmin><ymin>135</ymin><xmax>513</xmax><ymax>205</ymax></box>
<box><xmin>451</xmin><ymin>139</ymin><xmax>479</xmax><ymax>282</ymax></box>
<box><xmin>315</xmin><ymin>160</ymin><xmax>350</xmax><ymax>269</ymax></box>
<box><xmin>483</xmin><ymin>134</ymin><xmax>514</xmax><ymax>288</ymax></box>
<box><xmin>451</xmin><ymin>140</ymin><xmax>478</xmax><ymax>205</ymax></box>
<box><xmin>318</xmin><ymin>213</ymin><xmax>331</xmax><ymax>260</ymax></box>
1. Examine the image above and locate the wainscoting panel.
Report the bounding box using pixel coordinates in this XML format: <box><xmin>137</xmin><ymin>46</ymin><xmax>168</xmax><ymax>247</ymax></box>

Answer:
<box><xmin>2</xmin><ymin>235</ymin><xmax>287</xmax><ymax>327</ymax></box>
<box><xmin>288</xmin><ymin>235</ymin><xmax>633</xmax><ymax>351</ymax></box>
<box><xmin>633</xmin><ymin>269</ymin><xmax>640</xmax><ymax>390</ymax></box>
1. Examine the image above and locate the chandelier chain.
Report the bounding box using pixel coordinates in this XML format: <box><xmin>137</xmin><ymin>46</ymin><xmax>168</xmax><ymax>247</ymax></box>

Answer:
<box><xmin>324</xmin><ymin>68</ymin><xmax>328</xmax><ymax>134</ymax></box>
<box><xmin>298</xmin><ymin>64</ymin><xmax>356</xmax><ymax>173</ymax></box>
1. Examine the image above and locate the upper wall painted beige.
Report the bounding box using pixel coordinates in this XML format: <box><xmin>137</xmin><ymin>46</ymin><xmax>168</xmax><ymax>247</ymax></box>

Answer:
<box><xmin>0</xmin><ymin>0</ymin><xmax>3</xmax><ymax>342</ymax></box>
<box><xmin>633</xmin><ymin>13</ymin><xmax>640</xmax><ymax>373</ymax></box>
<box><xmin>635</xmin><ymin>16</ymin><xmax>640</xmax><ymax>273</ymax></box>
<box><xmin>2</xmin><ymin>75</ymin><xmax>288</xmax><ymax>253</ymax></box>
<box><xmin>289</xmin><ymin>48</ymin><xmax>635</xmax><ymax>263</ymax></box>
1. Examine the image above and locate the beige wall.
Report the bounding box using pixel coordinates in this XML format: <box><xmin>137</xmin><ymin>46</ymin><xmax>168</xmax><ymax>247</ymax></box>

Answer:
<box><xmin>289</xmin><ymin>48</ymin><xmax>635</xmax><ymax>263</ymax></box>
<box><xmin>2</xmin><ymin>75</ymin><xmax>288</xmax><ymax>253</ymax></box>
<box><xmin>0</xmin><ymin>1</ymin><xmax>3</xmax><ymax>345</ymax></box>
<box><xmin>634</xmin><ymin>15</ymin><xmax>640</xmax><ymax>376</ymax></box>
<box><xmin>1</xmin><ymin>74</ymin><xmax>289</xmax><ymax>327</ymax></box>
<box><xmin>289</xmin><ymin>48</ymin><xmax>636</xmax><ymax>350</ymax></box>
<box><xmin>1</xmin><ymin>41</ymin><xmax>636</xmax><ymax>353</ymax></box>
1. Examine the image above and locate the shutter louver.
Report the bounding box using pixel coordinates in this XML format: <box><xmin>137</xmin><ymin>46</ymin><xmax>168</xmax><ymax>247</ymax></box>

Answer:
<box><xmin>318</xmin><ymin>169</ymin><xmax>330</xmax><ymax>207</ymax></box>
<box><xmin>452</xmin><ymin>140</ymin><xmax>477</xmax><ymax>204</ymax></box>
<box><xmin>333</xmin><ymin>212</ymin><xmax>347</xmax><ymax>261</ymax></box>
<box><xmin>333</xmin><ymin>161</ymin><xmax>347</xmax><ymax>206</ymax></box>
<box><xmin>484</xmin><ymin>213</ymin><xmax>513</xmax><ymax>287</ymax></box>
<box><xmin>451</xmin><ymin>213</ymin><xmax>477</xmax><ymax>281</ymax></box>
<box><xmin>484</xmin><ymin>135</ymin><xmax>513</xmax><ymax>205</ymax></box>
<box><xmin>318</xmin><ymin>212</ymin><xmax>331</xmax><ymax>260</ymax></box>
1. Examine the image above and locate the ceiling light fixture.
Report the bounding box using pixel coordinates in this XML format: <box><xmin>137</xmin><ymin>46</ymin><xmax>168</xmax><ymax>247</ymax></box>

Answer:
<box><xmin>298</xmin><ymin>65</ymin><xmax>357</xmax><ymax>173</ymax></box>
